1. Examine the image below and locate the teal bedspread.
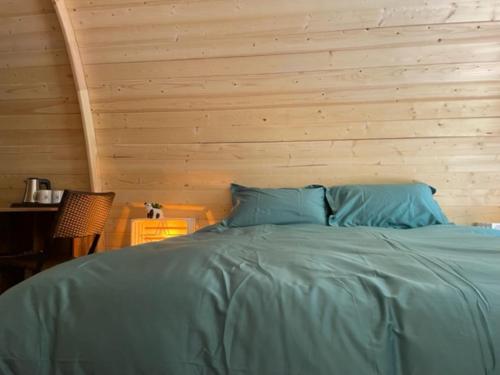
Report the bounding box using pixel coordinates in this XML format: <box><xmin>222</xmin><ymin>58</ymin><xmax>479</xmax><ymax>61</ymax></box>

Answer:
<box><xmin>0</xmin><ymin>224</ymin><xmax>499</xmax><ymax>375</ymax></box>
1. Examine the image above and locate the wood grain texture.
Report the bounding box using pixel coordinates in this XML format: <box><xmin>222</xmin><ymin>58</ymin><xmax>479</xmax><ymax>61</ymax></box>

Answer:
<box><xmin>78</xmin><ymin>21</ymin><xmax>500</xmax><ymax>65</ymax></box>
<box><xmin>0</xmin><ymin>1</ymin><xmax>89</xmax><ymax>210</ymax></box>
<box><xmin>53</xmin><ymin>0</ymin><xmax>101</xmax><ymax>192</ymax></box>
<box><xmin>61</xmin><ymin>0</ymin><xmax>500</xmax><ymax>248</ymax></box>
<box><xmin>3</xmin><ymin>0</ymin><xmax>499</xmax><ymax>250</ymax></box>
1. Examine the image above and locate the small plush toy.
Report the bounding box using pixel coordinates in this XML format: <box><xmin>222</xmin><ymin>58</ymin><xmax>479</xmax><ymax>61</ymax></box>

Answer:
<box><xmin>144</xmin><ymin>202</ymin><xmax>164</xmax><ymax>219</ymax></box>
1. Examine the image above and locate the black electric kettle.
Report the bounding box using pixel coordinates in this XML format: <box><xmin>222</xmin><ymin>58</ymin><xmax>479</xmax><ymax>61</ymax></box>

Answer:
<box><xmin>22</xmin><ymin>177</ymin><xmax>52</xmax><ymax>203</ymax></box>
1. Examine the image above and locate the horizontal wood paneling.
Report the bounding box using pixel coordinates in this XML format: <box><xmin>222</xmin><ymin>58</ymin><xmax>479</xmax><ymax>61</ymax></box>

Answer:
<box><xmin>68</xmin><ymin>0</ymin><xmax>499</xmax><ymax>31</ymax></box>
<box><xmin>97</xmin><ymin>138</ymin><xmax>500</xmax><ymax>173</ymax></box>
<box><xmin>64</xmin><ymin>0</ymin><xmax>500</xmax><ymax>248</ymax></box>
<box><xmin>0</xmin><ymin>0</ymin><xmax>53</xmax><ymax>17</ymax></box>
<box><xmin>0</xmin><ymin>14</ymin><xmax>62</xmax><ymax>42</ymax></box>
<box><xmin>87</xmin><ymin>62</ymin><xmax>500</xmax><ymax>102</ymax></box>
<box><xmin>78</xmin><ymin>21</ymin><xmax>500</xmax><ymax>65</ymax></box>
<box><xmin>93</xmin><ymin>118</ymin><xmax>500</xmax><ymax>144</ymax></box>
<box><xmin>93</xmin><ymin>98</ymin><xmax>500</xmax><ymax>124</ymax></box>
<box><xmin>85</xmin><ymin>41</ymin><xmax>500</xmax><ymax>82</ymax></box>
<box><xmin>1</xmin><ymin>0</ymin><xmax>498</xmax><ymax>252</ymax></box>
<box><xmin>0</xmin><ymin>114</ymin><xmax>82</xmax><ymax>129</ymax></box>
<box><xmin>0</xmin><ymin>1</ymin><xmax>89</xmax><ymax>207</ymax></box>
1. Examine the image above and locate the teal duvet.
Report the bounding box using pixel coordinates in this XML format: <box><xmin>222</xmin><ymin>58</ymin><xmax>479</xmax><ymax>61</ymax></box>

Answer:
<box><xmin>1</xmin><ymin>224</ymin><xmax>500</xmax><ymax>375</ymax></box>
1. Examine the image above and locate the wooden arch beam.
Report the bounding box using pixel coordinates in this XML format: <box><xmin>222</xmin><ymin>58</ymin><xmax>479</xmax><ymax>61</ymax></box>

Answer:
<box><xmin>52</xmin><ymin>0</ymin><xmax>101</xmax><ymax>192</ymax></box>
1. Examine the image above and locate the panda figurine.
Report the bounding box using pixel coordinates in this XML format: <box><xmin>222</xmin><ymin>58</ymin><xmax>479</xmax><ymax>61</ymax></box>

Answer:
<box><xmin>144</xmin><ymin>202</ymin><xmax>164</xmax><ymax>219</ymax></box>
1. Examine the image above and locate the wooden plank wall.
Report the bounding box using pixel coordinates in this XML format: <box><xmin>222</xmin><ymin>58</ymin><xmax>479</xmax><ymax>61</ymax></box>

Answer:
<box><xmin>69</xmin><ymin>0</ymin><xmax>500</xmax><ymax>247</ymax></box>
<box><xmin>0</xmin><ymin>0</ymin><xmax>89</xmax><ymax>206</ymax></box>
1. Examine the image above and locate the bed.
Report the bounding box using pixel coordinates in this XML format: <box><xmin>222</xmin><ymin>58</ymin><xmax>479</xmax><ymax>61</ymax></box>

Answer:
<box><xmin>0</xmin><ymin>223</ymin><xmax>499</xmax><ymax>374</ymax></box>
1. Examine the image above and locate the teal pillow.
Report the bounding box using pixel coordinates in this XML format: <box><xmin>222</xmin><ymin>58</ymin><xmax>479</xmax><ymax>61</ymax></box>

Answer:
<box><xmin>224</xmin><ymin>184</ymin><xmax>328</xmax><ymax>227</ymax></box>
<box><xmin>326</xmin><ymin>183</ymin><xmax>449</xmax><ymax>228</ymax></box>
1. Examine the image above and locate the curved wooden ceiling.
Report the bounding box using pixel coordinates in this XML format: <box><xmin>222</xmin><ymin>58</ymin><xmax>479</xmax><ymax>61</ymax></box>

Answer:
<box><xmin>0</xmin><ymin>0</ymin><xmax>90</xmax><ymax>206</ymax></box>
<box><xmin>1</xmin><ymin>0</ymin><xmax>500</xmax><ymax>248</ymax></box>
<box><xmin>54</xmin><ymin>0</ymin><xmax>100</xmax><ymax>191</ymax></box>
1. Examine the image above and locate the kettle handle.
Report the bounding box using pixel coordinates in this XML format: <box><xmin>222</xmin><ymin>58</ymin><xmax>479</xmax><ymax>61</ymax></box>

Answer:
<box><xmin>39</xmin><ymin>179</ymin><xmax>51</xmax><ymax>190</ymax></box>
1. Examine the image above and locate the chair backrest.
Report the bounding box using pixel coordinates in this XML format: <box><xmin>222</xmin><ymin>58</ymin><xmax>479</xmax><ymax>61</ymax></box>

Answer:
<box><xmin>52</xmin><ymin>190</ymin><xmax>115</xmax><ymax>239</ymax></box>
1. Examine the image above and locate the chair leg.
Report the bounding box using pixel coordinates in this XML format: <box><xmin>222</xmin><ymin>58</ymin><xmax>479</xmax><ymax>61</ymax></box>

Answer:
<box><xmin>88</xmin><ymin>234</ymin><xmax>101</xmax><ymax>255</ymax></box>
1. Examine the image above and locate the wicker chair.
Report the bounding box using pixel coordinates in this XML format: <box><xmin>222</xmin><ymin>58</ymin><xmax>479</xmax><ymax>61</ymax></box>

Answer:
<box><xmin>0</xmin><ymin>190</ymin><xmax>115</xmax><ymax>283</ymax></box>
